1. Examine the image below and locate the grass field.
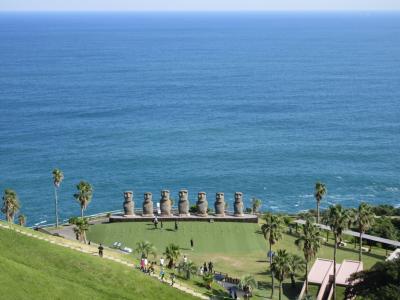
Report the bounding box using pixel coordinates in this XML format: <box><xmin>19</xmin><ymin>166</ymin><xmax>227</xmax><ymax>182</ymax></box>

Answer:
<box><xmin>88</xmin><ymin>220</ymin><xmax>387</xmax><ymax>300</ymax></box>
<box><xmin>0</xmin><ymin>226</ymin><xmax>198</xmax><ymax>300</ymax></box>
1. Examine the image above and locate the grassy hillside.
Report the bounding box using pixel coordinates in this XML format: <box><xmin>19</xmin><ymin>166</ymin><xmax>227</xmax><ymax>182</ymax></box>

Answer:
<box><xmin>0</xmin><ymin>227</ymin><xmax>198</xmax><ymax>300</ymax></box>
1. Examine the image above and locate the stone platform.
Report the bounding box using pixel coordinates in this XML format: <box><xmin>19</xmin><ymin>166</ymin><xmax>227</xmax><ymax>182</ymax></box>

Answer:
<box><xmin>109</xmin><ymin>213</ymin><xmax>258</xmax><ymax>223</ymax></box>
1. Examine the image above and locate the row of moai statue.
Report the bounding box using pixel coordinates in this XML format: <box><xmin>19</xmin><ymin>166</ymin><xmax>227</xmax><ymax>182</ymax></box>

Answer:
<box><xmin>122</xmin><ymin>190</ymin><xmax>244</xmax><ymax>217</ymax></box>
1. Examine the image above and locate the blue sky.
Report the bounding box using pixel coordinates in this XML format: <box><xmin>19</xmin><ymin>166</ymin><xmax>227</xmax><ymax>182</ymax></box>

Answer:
<box><xmin>1</xmin><ymin>0</ymin><xmax>399</xmax><ymax>11</ymax></box>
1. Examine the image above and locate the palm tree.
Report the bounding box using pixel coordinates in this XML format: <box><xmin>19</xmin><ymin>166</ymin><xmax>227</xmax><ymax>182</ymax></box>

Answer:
<box><xmin>287</xmin><ymin>254</ymin><xmax>305</xmax><ymax>288</ymax></box>
<box><xmin>251</xmin><ymin>198</ymin><xmax>262</xmax><ymax>214</ymax></box>
<box><xmin>261</xmin><ymin>213</ymin><xmax>283</xmax><ymax>297</ymax></box>
<box><xmin>356</xmin><ymin>202</ymin><xmax>375</xmax><ymax>262</ymax></box>
<box><xmin>178</xmin><ymin>261</ymin><xmax>197</xmax><ymax>280</ymax></box>
<box><xmin>164</xmin><ymin>243</ymin><xmax>180</xmax><ymax>268</ymax></box>
<box><xmin>295</xmin><ymin>219</ymin><xmax>322</xmax><ymax>295</ymax></box>
<box><xmin>52</xmin><ymin>168</ymin><xmax>64</xmax><ymax>227</ymax></box>
<box><xmin>239</xmin><ymin>275</ymin><xmax>258</xmax><ymax>300</ymax></box>
<box><xmin>271</xmin><ymin>249</ymin><xmax>291</xmax><ymax>300</ymax></box>
<box><xmin>326</xmin><ymin>204</ymin><xmax>349</xmax><ymax>300</ymax></box>
<box><xmin>72</xmin><ymin>217</ymin><xmax>89</xmax><ymax>243</ymax></box>
<box><xmin>73</xmin><ymin>181</ymin><xmax>93</xmax><ymax>218</ymax></box>
<box><xmin>314</xmin><ymin>182</ymin><xmax>327</xmax><ymax>224</ymax></box>
<box><xmin>202</xmin><ymin>272</ymin><xmax>214</xmax><ymax>289</ymax></box>
<box><xmin>1</xmin><ymin>189</ymin><xmax>20</xmax><ymax>223</ymax></box>
<box><xmin>135</xmin><ymin>241</ymin><xmax>157</xmax><ymax>259</ymax></box>
<box><xmin>17</xmin><ymin>214</ymin><xmax>26</xmax><ymax>226</ymax></box>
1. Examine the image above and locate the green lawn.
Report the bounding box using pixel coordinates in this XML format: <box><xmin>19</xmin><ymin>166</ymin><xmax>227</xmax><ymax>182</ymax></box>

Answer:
<box><xmin>0</xmin><ymin>227</ymin><xmax>197</xmax><ymax>300</ymax></box>
<box><xmin>88</xmin><ymin>221</ymin><xmax>386</xmax><ymax>300</ymax></box>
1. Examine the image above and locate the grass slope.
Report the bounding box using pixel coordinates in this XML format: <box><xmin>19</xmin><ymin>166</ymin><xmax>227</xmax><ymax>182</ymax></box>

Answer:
<box><xmin>0</xmin><ymin>227</ymin><xmax>197</xmax><ymax>300</ymax></box>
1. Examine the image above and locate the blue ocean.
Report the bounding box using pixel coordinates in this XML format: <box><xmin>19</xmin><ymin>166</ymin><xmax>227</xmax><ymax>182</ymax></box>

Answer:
<box><xmin>0</xmin><ymin>12</ymin><xmax>399</xmax><ymax>225</ymax></box>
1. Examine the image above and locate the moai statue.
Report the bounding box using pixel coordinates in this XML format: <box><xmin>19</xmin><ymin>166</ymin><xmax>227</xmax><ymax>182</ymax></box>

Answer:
<box><xmin>160</xmin><ymin>190</ymin><xmax>172</xmax><ymax>216</ymax></box>
<box><xmin>178</xmin><ymin>189</ymin><xmax>190</xmax><ymax>216</ymax></box>
<box><xmin>234</xmin><ymin>192</ymin><xmax>244</xmax><ymax>216</ymax></box>
<box><xmin>214</xmin><ymin>192</ymin><xmax>225</xmax><ymax>217</ymax></box>
<box><xmin>197</xmin><ymin>192</ymin><xmax>208</xmax><ymax>217</ymax></box>
<box><xmin>142</xmin><ymin>192</ymin><xmax>154</xmax><ymax>217</ymax></box>
<box><xmin>123</xmin><ymin>191</ymin><xmax>134</xmax><ymax>216</ymax></box>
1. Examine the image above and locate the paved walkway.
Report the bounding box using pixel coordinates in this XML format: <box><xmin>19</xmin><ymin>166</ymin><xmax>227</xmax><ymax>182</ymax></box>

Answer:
<box><xmin>0</xmin><ymin>222</ymin><xmax>209</xmax><ymax>300</ymax></box>
<box><xmin>295</xmin><ymin>219</ymin><xmax>400</xmax><ymax>247</ymax></box>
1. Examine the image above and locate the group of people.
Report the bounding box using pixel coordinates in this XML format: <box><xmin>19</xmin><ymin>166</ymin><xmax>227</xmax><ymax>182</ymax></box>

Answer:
<box><xmin>199</xmin><ymin>261</ymin><xmax>214</xmax><ymax>275</ymax></box>
<box><xmin>153</xmin><ymin>217</ymin><xmax>181</xmax><ymax>232</ymax></box>
<box><xmin>140</xmin><ymin>257</ymin><xmax>156</xmax><ymax>275</ymax></box>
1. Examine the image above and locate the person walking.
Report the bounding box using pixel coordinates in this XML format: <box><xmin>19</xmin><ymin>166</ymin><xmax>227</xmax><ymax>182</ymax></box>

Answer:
<box><xmin>160</xmin><ymin>268</ymin><xmax>165</xmax><ymax>282</ymax></box>
<box><xmin>174</xmin><ymin>220</ymin><xmax>178</xmax><ymax>231</ymax></box>
<box><xmin>144</xmin><ymin>257</ymin><xmax>148</xmax><ymax>272</ymax></box>
<box><xmin>208</xmin><ymin>261</ymin><xmax>213</xmax><ymax>273</ymax></box>
<box><xmin>203</xmin><ymin>262</ymin><xmax>208</xmax><ymax>273</ymax></box>
<box><xmin>190</xmin><ymin>238</ymin><xmax>194</xmax><ymax>250</ymax></box>
<box><xmin>98</xmin><ymin>244</ymin><xmax>104</xmax><ymax>257</ymax></box>
<box><xmin>153</xmin><ymin>216</ymin><xmax>158</xmax><ymax>229</ymax></box>
<box><xmin>170</xmin><ymin>273</ymin><xmax>175</xmax><ymax>286</ymax></box>
<box><xmin>160</xmin><ymin>256</ymin><xmax>165</xmax><ymax>267</ymax></box>
<box><xmin>140</xmin><ymin>258</ymin><xmax>145</xmax><ymax>271</ymax></box>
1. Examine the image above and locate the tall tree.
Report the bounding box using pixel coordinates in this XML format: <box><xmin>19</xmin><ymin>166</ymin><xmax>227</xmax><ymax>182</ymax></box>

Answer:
<box><xmin>177</xmin><ymin>261</ymin><xmax>197</xmax><ymax>280</ymax></box>
<box><xmin>164</xmin><ymin>243</ymin><xmax>180</xmax><ymax>268</ymax></box>
<box><xmin>326</xmin><ymin>204</ymin><xmax>349</xmax><ymax>300</ymax></box>
<box><xmin>52</xmin><ymin>168</ymin><xmax>64</xmax><ymax>227</ymax></box>
<box><xmin>73</xmin><ymin>181</ymin><xmax>93</xmax><ymax>218</ymax></box>
<box><xmin>261</xmin><ymin>213</ymin><xmax>283</xmax><ymax>297</ymax></box>
<box><xmin>271</xmin><ymin>249</ymin><xmax>291</xmax><ymax>300</ymax></box>
<box><xmin>356</xmin><ymin>202</ymin><xmax>375</xmax><ymax>261</ymax></box>
<box><xmin>202</xmin><ymin>272</ymin><xmax>214</xmax><ymax>289</ymax></box>
<box><xmin>295</xmin><ymin>219</ymin><xmax>322</xmax><ymax>295</ymax></box>
<box><xmin>345</xmin><ymin>257</ymin><xmax>400</xmax><ymax>300</ymax></box>
<box><xmin>1</xmin><ymin>189</ymin><xmax>20</xmax><ymax>223</ymax></box>
<box><xmin>17</xmin><ymin>214</ymin><xmax>26</xmax><ymax>226</ymax></box>
<box><xmin>251</xmin><ymin>198</ymin><xmax>262</xmax><ymax>214</ymax></box>
<box><xmin>314</xmin><ymin>182</ymin><xmax>327</xmax><ymax>224</ymax></box>
<box><xmin>135</xmin><ymin>241</ymin><xmax>157</xmax><ymax>259</ymax></box>
<box><xmin>72</xmin><ymin>217</ymin><xmax>89</xmax><ymax>243</ymax></box>
<box><xmin>287</xmin><ymin>254</ymin><xmax>305</xmax><ymax>288</ymax></box>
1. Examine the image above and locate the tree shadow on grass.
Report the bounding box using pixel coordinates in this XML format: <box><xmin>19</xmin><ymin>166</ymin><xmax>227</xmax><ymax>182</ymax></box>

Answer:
<box><xmin>256</xmin><ymin>281</ymin><xmax>301</xmax><ymax>300</ymax></box>
<box><xmin>194</xmin><ymin>282</ymin><xmax>230</xmax><ymax>299</ymax></box>
<box><xmin>256</xmin><ymin>281</ymin><xmax>272</xmax><ymax>299</ymax></box>
<box><xmin>282</xmin><ymin>282</ymin><xmax>302</xmax><ymax>300</ymax></box>
<box><xmin>256</xmin><ymin>270</ymin><xmax>270</xmax><ymax>276</ymax></box>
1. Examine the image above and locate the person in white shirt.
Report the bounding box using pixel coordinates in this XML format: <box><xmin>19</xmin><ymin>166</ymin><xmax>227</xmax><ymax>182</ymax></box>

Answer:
<box><xmin>160</xmin><ymin>257</ymin><xmax>164</xmax><ymax>267</ymax></box>
<box><xmin>183</xmin><ymin>255</ymin><xmax>188</xmax><ymax>264</ymax></box>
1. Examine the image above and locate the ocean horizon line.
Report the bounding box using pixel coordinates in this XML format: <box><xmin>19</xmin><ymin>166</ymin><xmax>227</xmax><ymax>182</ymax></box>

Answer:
<box><xmin>1</xmin><ymin>9</ymin><xmax>400</xmax><ymax>14</ymax></box>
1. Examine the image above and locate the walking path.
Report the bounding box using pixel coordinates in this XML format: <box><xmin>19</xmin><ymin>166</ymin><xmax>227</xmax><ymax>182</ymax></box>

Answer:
<box><xmin>0</xmin><ymin>222</ymin><xmax>209</xmax><ymax>300</ymax></box>
<box><xmin>295</xmin><ymin>219</ymin><xmax>400</xmax><ymax>247</ymax></box>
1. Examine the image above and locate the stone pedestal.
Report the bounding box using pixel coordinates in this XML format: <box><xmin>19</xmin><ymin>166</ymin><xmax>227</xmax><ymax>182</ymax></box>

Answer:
<box><xmin>214</xmin><ymin>192</ymin><xmax>225</xmax><ymax>217</ymax></box>
<box><xmin>123</xmin><ymin>191</ymin><xmax>134</xmax><ymax>216</ymax></box>
<box><xmin>196</xmin><ymin>192</ymin><xmax>208</xmax><ymax>217</ymax></box>
<box><xmin>142</xmin><ymin>192</ymin><xmax>154</xmax><ymax>217</ymax></box>
<box><xmin>160</xmin><ymin>190</ymin><xmax>172</xmax><ymax>216</ymax></box>
<box><xmin>234</xmin><ymin>192</ymin><xmax>244</xmax><ymax>216</ymax></box>
<box><xmin>178</xmin><ymin>189</ymin><xmax>190</xmax><ymax>216</ymax></box>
